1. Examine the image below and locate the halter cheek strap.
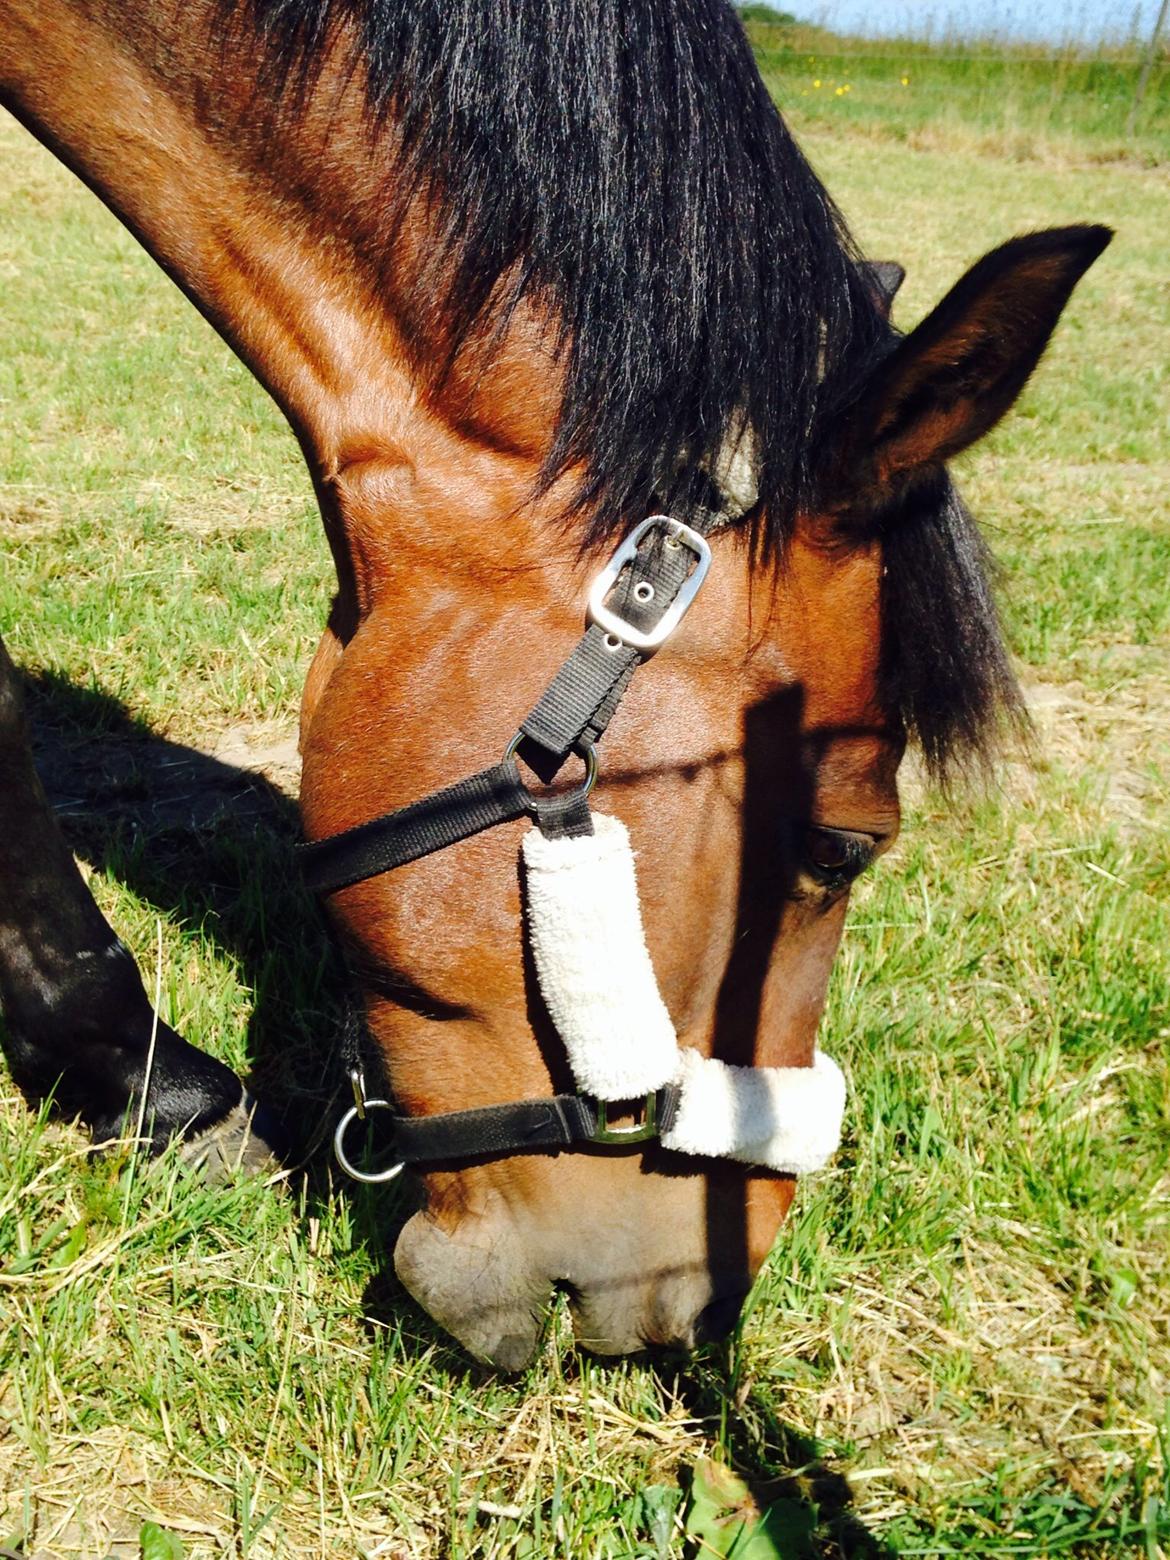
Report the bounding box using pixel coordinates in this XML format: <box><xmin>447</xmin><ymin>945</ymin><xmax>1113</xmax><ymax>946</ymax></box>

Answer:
<box><xmin>301</xmin><ymin>511</ymin><xmax>847</xmax><ymax>1181</ymax></box>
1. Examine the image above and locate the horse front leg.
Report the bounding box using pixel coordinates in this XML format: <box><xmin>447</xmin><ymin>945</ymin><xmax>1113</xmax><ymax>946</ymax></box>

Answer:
<box><xmin>0</xmin><ymin>637</ymin><xmax>278</xmax><ymax>1174</ymax></box>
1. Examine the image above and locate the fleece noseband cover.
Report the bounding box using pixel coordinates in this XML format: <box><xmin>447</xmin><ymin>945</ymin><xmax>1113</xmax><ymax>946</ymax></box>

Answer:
<box><xmin>522</xmin><ymin>814</ymin><xmax>846</xmax><ymax>1175</ymax></box>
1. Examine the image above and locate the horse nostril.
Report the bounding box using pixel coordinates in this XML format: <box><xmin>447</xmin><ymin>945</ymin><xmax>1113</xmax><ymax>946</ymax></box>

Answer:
<box><xmin>693</xmin><ymin>1290</ymin><xmax>748</xmax><ymax>1344</ymax></box>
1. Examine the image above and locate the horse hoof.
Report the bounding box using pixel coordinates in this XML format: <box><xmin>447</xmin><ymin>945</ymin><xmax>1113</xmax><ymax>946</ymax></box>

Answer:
<box><xmin>179</xmin><ymin>1092</ymin><xmax>285</xmax><ymax>1182</ymax></box>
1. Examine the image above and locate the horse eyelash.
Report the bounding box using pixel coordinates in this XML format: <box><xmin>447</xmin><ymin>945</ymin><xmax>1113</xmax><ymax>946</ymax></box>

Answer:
<box><xmin>802</xmin><ymin>827</ymin><xmax>876</xmax><ymax>891</ymax></box>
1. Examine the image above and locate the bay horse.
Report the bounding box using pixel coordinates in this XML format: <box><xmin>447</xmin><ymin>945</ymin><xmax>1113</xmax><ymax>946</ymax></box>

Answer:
<box><xmin>0</xmin><ymin>0</ymin><xmax>1108</xmax><ymax>1368</ymax></box>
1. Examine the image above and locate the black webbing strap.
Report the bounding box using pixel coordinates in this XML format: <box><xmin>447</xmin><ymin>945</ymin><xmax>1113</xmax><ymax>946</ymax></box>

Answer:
<box><xmin>299</xmin><ymin>757</ymin><xmax>599</xmax><ymax>894</ymax></box>
<box><xmin>299</xmin><ymin>760</ymin><xmax>530</xmax><ymax>896</ymax></box>
<box><xmin>519</xmin><ymin>517</ymin><xmax>714</xmax><ymax>761</ymax></box>
<box><xmin>517</xmin><ymin>625</ymin><xmax>639</xmax><ymax>759</ymax></box>
<box><xmin>365</xmin><ymin>1084</ymin><xmax>681</xmax><ymax>1166</ymax></box>
<box><xmin>393</xmin><ymin>1094</ymin><xmax>599</xmax><ymax>1160</ymax></box>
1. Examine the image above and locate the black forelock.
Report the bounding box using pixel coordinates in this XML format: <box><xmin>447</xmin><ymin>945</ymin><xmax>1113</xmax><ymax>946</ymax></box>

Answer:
<box><xmin>224</xmin><ymin>0</ymin><xmax>1022</xmax><ymax>782</ymax></box>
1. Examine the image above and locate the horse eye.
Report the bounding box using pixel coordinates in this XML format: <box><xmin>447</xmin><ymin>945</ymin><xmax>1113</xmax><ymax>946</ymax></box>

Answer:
<box><xmin>803</xmin><ymin>826</ymin><xmax>875</xmax><ymax>889</ymax></box>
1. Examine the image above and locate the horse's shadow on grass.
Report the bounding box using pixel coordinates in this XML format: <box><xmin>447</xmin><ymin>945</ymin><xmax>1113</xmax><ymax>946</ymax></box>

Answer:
<box><xmin>653</xmin><ymin>1353</ymin><xmax>896</xmax><ymax>1559</ymax></box>
<box><xmin>20</xmin><ymin>667</ymin><xmax>480</xmax><ymax>1361</ymax></box>
<box><xmin>22</xmin><ymin>665</ymin><xmax>346</xmax><ymax>1144</ymax></box>
<box><xmin>19</xmin><ymin>666</ymin><xmax>890</xmax><ymax>1559</ymax></box>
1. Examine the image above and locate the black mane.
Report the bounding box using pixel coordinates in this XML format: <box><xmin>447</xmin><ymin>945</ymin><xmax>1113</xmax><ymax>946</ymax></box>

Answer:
<box><xmin>234</xmin><ymin>0</ymin><xmax>885</xmax><ymax>536</ymax></box>
<box><xmin>230</xmin><ymin>0</ymin><xmax>1023</xmax><ymax>781</ymax></box>
<box><xmin>880</xmin><ymin>473</ymin><xmax>1026</xmax><ymax>784</ymax></box>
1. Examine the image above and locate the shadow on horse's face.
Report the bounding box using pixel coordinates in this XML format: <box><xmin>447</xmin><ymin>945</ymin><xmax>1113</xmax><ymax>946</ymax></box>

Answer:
<box><xmin>300</xmin><ymin>517</ymin><xmax>902</xmax><ymax>1366</ymax></box>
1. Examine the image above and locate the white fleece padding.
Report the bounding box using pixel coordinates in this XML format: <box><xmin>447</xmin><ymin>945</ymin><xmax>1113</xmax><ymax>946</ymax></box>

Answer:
<box><xmin>522</xmin><ymin>813</ymin><xmax>847</xmax><ymax>1171</ymax></box>
<box><xmin>704</xmin><ymin>420</ymin><xmax>760</xmax><ymax>519</ymax></box>
<box><xmin>522</xmin><ymin>814</ymin><xmax>680</xmax><ymax>1099</ymax></box>
<box><xmin>660</xmin><ymin>1046</ymin><xmax>847</xmax><ymax>1175</ymax></box>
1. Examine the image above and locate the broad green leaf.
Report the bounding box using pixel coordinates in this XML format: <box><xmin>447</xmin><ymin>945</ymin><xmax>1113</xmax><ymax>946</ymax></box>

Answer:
<box><xmin>685</xmin><ymin>1460</ymin><xmax>765</xmax><ymax>1558</ymax></box>
<box><xmin>640</xmin><ymin>1483</ymin><xmax>682</xmax><ymax>1556</ymax></box>
<box><xmin>53</xmin><ymin>1219</ymin><xmax>88</xmax><ymax>1268</ymax></box>
<box><xmin>139</xmin><ymin>1521</ymin><xmax>185</xmax><ymax>1560</ymax></box>
<box><xmin>1112</xmin><ymin>1267</ymin><xmax>1140</xmax><ymax>1309</ymax></box>
<box><xmin>683</xmin><ymin>1459</ymin><xmax>815</xmax><ymax>1560</ymax></box>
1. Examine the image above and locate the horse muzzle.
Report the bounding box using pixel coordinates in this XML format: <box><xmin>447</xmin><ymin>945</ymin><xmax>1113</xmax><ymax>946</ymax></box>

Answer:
<box><xmin>392</xmin><ymin>1160</ymin><xmax>793</xmax><ymax>1368</ymax></box>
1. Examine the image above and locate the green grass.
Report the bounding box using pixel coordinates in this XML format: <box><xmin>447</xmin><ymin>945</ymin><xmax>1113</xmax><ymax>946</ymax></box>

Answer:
<box><xmin>1</xmin><ymin>43</ymin><xmax>1169</xmax><ymax>1560</ymax></box>
<box><xmin>746</xmin><ymin>21</ymin><xmax>1170</xmax><ymax>165</ymax></box>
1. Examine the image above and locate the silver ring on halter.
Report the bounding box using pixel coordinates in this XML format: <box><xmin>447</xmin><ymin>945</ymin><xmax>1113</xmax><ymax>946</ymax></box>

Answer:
<box><xmin>333</xmin><ymin>1097</ymin><xmax>405</xmax><ymax>1184</ymax></box>
<box><xmin>504</xmin><ymin>732</ymin><xmax>598</xmax><ymax>801</ymax></box>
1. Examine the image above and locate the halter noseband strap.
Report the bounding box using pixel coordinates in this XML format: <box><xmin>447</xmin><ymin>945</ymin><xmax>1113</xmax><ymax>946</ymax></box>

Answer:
<box><xmin>332</xmin><ymin>1081</ymin><xmax>683</xmax><ymax>1184</ymax></box>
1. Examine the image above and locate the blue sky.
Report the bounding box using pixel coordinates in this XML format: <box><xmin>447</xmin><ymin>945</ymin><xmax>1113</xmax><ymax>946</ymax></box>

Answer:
<box><xmin>805</xmin><ymin>0</ymin><xmax>1161</xmax><ymax>45</ymax></box>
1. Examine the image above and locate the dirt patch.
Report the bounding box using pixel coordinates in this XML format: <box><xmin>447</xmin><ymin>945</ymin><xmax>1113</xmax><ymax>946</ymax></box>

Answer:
<box><xmin>206</xmin><ymin>722</ymin><xmax>300</xmax><ymax>795</ymax></box>
<box><xmin>4</xmin><ymin>1483</ymin><xmax>230</xmax><ymax>1560</ymax></box>
<box><xmin>1019</xmin><ymin>667</ymin><xmax>1170</xmax><ymax>830</ymax></box>
<box><xmin>897</xmin><ymin>661</ymin><xmax>1170</xmax><ymax>834</ymax></box>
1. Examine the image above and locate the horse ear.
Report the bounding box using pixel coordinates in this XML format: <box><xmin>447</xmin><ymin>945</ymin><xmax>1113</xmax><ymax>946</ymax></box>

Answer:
<box><xmin>863</xmin><ymin>260</ymin><xmax>906</xmax><ymax>316</ymax></box>
<box><xmin>835</xmin><ymin>225</ymin><xmax>1111</xmax><ymax>506</ymax></box>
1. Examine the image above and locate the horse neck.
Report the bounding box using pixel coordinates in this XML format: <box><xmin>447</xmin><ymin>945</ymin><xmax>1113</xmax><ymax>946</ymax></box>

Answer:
<box><xmin>1</xmin><ymin>0</ymin><xmax>560</xmax><ymax>597</ymax></box>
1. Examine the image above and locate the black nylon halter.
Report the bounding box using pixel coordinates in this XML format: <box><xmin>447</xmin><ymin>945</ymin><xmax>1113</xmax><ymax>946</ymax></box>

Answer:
<box><xmin>299</xmin><ymin>513</ymin><xmax>716</xmax><ymax>1178</ymax></box>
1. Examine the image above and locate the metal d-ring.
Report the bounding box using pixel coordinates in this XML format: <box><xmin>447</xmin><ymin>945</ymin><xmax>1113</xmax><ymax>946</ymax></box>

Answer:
<box><xmin>504</xmin><ymin>732</ymin><xmax>598</xmax><ymax>804</ymax></box>
<box><xmin>333</xmin><ymin>1097</ymin><xmax>405</xmax><ymax>1184</ymax></box>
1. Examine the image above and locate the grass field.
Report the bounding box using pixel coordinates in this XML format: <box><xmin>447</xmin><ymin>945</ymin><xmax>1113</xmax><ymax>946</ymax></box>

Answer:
<box><xmin>1</xmin><ymin>31</ymin><xmax>1168</xmax><ymax>1560</ymax></box>
<box><xmin>745</xmin><ymin>20</ymin><xmax>1170</xmax><ymax>165</ymax></box>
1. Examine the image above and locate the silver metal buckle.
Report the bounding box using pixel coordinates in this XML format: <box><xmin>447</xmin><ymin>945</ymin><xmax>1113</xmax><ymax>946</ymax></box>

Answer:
<box><xmin>587</xmin><ymin>1092</ymin><xmax>659</xmax><ymax>1145</ymax></box>
<box><xmin>587</xmin><ymin>515</ymin><xmax>712</xmax><ymax>653</ymax></box>
<box><xmin>333</xmin><ymin>1068</ymin><xmax>405</xmax><ymax>1184</ymax></box>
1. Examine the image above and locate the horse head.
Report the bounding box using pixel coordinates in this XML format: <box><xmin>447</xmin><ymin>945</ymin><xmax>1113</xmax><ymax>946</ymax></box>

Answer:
<box><xmin>299</xmin><ymin>225</ymin><xmax>1108</xmax><ymax>1367</ymax></box>
<box><xmin>0</xmin><ymin>0</ymin><xmax>1109</xmax><ymax>1368</ymax></box>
